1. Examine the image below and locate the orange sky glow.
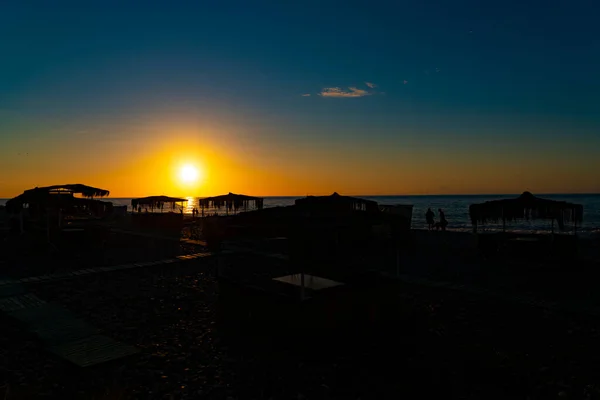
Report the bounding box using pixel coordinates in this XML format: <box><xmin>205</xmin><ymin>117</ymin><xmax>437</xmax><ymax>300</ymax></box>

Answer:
<box><xmin>1</xmin><ymin>113</ymin><xmax>599</xmax><ymax>198</ymax></box>
<box><xmin>1</xmin><ymin>134</ymin><xmax>598</xmax><ymax>198</ymax></box>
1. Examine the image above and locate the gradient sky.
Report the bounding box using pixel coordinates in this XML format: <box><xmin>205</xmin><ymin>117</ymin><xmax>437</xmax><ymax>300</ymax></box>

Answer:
<box><xmin>1</xmin><ymin>0</ymin><xmax>600</xmax><ymax>197</ymax></box>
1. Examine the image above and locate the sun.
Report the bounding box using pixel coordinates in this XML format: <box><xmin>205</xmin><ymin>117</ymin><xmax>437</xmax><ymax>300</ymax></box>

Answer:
<box><xmin>179</xmin><ymin>164</ymin><xmax>199</xmax><ymax>183</ymax></box>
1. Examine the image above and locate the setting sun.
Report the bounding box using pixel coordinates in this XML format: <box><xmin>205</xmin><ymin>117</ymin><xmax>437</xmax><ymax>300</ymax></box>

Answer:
<box><xmin>179</xmin><ymin>164</ymin><xmax>200</xmax><ymax>184</ymax></box>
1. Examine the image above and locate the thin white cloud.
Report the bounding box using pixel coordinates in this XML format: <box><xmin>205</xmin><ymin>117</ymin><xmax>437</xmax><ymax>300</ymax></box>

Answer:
<box><xmin>301</xmin><ymin>93</ymin><xmax>311</xmax><ymax>97</ymax></box>
<box><xmin>403</xmin><ymin>80</ymin><xmax>408</xmax><ymax>84</ymax></box>
<box><xmin>319</xmin><ymin>87</ymin><xmax>371</xmax><ymax>98</ymax></box>
<box><xmin>365</xmin><ymin>82</ymin><xmax>377</xmax><ymax>88</ymax></box>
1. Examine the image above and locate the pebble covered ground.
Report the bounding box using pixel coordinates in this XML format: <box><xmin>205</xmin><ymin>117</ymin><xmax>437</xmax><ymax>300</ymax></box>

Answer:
<box><xmin>2</xmin><ymin>261</ymin><xmax>600</xmax><ymax>399</ymax></box>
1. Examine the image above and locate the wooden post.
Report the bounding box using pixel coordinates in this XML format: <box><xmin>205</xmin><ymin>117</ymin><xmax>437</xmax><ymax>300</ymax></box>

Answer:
<box><xmin>47</xmin><ymin>210</ymin><xmax>50</xmax><ymax>242</ymax></box>
<box><xmin>396</xmin><ymin>246</ymin><xmax>400</xmax><ymax>277</ymax></box>
<box><xmin>215</xmin><ymin>250</ymin><xmax>220</xmax><ymax>278</ymax></box>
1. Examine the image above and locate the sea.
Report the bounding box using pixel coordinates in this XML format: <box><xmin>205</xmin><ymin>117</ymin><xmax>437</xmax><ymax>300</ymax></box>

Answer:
<box><xmin>2</xmin><ymin>194</ymin><xmax>600</xmax><ymax>237</ymax></box>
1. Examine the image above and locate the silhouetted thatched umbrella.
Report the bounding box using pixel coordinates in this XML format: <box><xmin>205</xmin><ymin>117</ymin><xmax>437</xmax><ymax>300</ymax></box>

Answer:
<box><xmin>295</xmin><ymin>192</ymin><xmax>379</xmax><ymax>213</ymax></box>
<box><xmin>30</xmin><ymin>184</ymin><xmax>109</xmax><ymax>198</ymax></box>
<box><xmin>469</xmin><ymin>191</ymin><xmax>583</xmax><ymax>233</ymax></box>
<box><xmin>199</xmin><ymin>193</ymin><xmax>264</xmax><ymax>214</ymax></box>
<box><xmin>131</xmin><ymin>195</ymin><xmax>187</xmax><ymax>211</ymax></box>
<box><xmin>6</xmin><ymin>184</ymin><xmax>110</xmax><ymax>213</ymax></box>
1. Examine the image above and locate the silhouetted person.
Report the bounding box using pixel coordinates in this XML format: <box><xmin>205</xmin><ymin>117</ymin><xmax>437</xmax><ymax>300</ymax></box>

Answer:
<box><xmin>425</xmin><ymin>208</ymin><xmax>435</xmax><ymax>230</ymax></box>
<box><xmin>438</xmin><ymin>208</ymin><xmax>448</xmax><ymax>231</ymax></box>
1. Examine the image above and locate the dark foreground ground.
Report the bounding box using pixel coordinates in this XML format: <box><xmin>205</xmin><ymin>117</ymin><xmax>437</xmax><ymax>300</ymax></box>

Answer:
<box><xmin>3</xmin><ymin>260</ymin><xmax>600</xmax><ymax>400</ymax></box>
<box><xmin>0</xmin><ymin>230</ymin><xmax>203</xmax><ymax>279</ymax></box>
<box><xmin>2</xmin><ymin>226</ymin><xmax>600</xmax><ymax>399</ymax></box>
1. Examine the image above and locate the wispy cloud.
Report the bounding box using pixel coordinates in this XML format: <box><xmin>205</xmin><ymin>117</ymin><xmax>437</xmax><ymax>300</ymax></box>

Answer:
<box><xmin>305</xmin><ymin>82</ymin><xmax>380</xmax><ymax>98</ymax></box>
<box><xmin>403</xmin><ymin>80</ymin><xmax>408</xmax><ymax>85</ymax></box>
<box><xmin>319</xmin><ymin>87</ymin><xmax>372</xmax><ymax>98</ymax></box>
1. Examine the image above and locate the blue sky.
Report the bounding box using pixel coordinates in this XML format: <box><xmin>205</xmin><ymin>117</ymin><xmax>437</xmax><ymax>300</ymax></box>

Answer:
<box><xmin>1</xmin><ymin>0</ymin><xmax>599</xmax><ymax>196</ymax></box>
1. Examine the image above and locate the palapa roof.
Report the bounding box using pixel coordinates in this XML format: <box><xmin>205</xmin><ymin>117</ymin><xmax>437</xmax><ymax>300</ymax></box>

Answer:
<box><xmin>469</xmin><ymin>192</ymin><xmax>583</xmax><ymax>229</ymax></box>
<box><xmin>295</xmin><ymin>192</ymin><xmax>379</xmax><ymax>213</ymax></box>
<box><xmin>131</xmin><ymin>195</ymin><xmax>187</xmax><ymax>209</ymax></box>
<box><xmin>6</xmin><ymin>184</ymin><xmax>111</xmax><ymax>213</ymax></box>
<box><xmin>199</xmin><ymin>192</ymin><xmax>264</xmax><ymax>211</ymax></box>
<box><xmin>26</xmin><ymin>184</ymin><xmax>109</xmax><ymax>198</ymax></box>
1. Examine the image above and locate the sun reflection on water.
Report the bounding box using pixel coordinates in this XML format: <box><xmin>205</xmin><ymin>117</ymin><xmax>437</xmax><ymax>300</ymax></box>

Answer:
<box><xmin>184</xmin><ymin>196</ymin><xmax>197</xmax><ymax>214</ymax></box>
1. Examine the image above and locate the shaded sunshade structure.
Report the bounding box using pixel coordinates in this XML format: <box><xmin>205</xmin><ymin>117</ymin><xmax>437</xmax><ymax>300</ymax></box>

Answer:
<box><xmin>130</xmin><ymin>196</ymin><xmax>188</xmax><ymax>235</ymax></box>
<box><xmin>199</xmin><ymin>192</ymin><xmax>264</xmax><ymax>215</ymax></box>
<box><xmin>294</xmin><ymin>192</ymin><xmax>379</xmax><ymax>214</ymax></box>
<box><xmin>131</xmin><ymin>195</ymin><xmax>187</xmax><ymax>213</ymax></box>
<box><xmin>469</xmin><ymin>191</ymin><xmax>583</xmax><ymax>234</ymax></box>
<box><xmin>6</xmin><ymin>184</ymin><xmax>111</xmax><ymax>215</ymax></box>
<box><xmin>215</xmin><ymin>193</ymin><xmax>411</xmax><ymax>343</ymax></box>
<box><xmin>291</xmin><ymin>193</ymin><xmax>390</xmax><ymax>294</ymax></box>
<box><xmin>5</xmin><ymin>184</ymin><xmax>112</xmax><ymax>243</ymax></box>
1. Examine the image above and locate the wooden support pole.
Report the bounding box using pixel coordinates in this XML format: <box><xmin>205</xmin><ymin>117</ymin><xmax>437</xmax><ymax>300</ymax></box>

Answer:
<box><xmin>396</xmin><ymin>246</ymin><xmax>400</xmax><ymax>277</ymax></box>
<box><xmin>300</xmin><ymin>271</ymin><xmax>305</xmax><ymax>301</ymax></box>
<box><xmin>46</xmin><ymin>209</ymin><xmax>50</xmax><ymax>242</ymax></box>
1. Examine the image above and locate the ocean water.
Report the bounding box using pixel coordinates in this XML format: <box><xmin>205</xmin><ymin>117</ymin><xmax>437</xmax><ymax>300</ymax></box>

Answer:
<box><xmin>2</xmin><ymin>194</ymin><xmax>600</xmax><ymax>237</ymax></box>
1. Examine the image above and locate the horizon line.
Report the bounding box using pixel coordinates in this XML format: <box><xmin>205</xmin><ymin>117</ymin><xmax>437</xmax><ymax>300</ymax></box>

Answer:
<box><xmin>2</xmin><ymin>192</ymin><xmax>598</xmax><ymax>200</ymax></box>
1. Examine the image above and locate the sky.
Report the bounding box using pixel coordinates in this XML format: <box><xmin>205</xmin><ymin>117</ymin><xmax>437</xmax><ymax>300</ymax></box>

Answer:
<box><xmin>1</xmin><ymin>0</ymin><xmax>600</xmax><ymax>197</ymax></box>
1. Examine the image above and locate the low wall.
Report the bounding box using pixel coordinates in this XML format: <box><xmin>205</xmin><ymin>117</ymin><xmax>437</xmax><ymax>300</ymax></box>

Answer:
<box><xmin>130</xmin><ymin>212</ymin><xmax>183</xmax><ymax>234</ymax></box>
